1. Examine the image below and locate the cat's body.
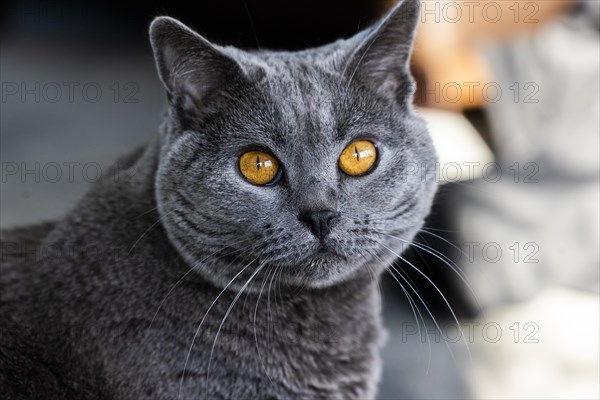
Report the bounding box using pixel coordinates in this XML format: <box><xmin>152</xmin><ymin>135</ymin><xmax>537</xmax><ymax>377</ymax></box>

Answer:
<box><xmin>1</xmin><ymin>143</ymin><xmax>383</xmax><ymax>399</ymax></box>
<box><xmin>1</xmin><ymin>1</ymin><xmax>437</xmax><ymax>398</ymax></box>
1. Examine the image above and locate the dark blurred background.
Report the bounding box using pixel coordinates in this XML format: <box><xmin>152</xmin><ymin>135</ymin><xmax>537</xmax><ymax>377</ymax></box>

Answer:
<box><xmin>1</xmin><ymin>0</ymin><xmax>387</xmax><ymax>49</ymax></box>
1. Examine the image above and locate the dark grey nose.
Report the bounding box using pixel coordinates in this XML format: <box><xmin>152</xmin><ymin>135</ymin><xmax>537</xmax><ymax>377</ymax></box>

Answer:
<box><xmin>298</xmin><ymin>209</ymin><xmax>339</xmax><ymax>240</ymax></box>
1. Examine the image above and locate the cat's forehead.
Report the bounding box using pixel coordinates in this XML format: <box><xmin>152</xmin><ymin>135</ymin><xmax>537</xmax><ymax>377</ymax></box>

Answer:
<box><xmin>276</xmin><ymin>70</ymin><xmax>334</xmax><ymax>124</ymax></box>
<box><xmin>256</xmin><ymin>56</ymin><xmax>347</xmax><ymax>145</ymax></box>
<box><xmin>227</xmin><ymin>48</ymin><xmax>386</xmax><ymax>151</ymax></box>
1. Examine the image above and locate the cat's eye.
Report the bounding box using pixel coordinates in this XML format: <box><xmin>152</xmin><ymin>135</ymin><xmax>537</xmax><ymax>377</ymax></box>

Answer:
<box><xmin>338</xmin><ymin>140</ymin><xmax>377</xmax><ymax>176</ymax></box>
<box><xmin>239</xmin><ymin>150</ymin><xmax>282</xmax><ymax>186</ymax></box>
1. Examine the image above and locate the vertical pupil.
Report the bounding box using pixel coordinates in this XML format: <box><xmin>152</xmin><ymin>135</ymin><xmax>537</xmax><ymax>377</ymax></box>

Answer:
<box><xmin>256</xmin><ymin>155</ymin><xmax>261</xmax><ymax>171</ymax></box>
<box><xmin>354</xmin><ymin>146</ymin><xmax>360</xmax><ymax>161</ymax></box>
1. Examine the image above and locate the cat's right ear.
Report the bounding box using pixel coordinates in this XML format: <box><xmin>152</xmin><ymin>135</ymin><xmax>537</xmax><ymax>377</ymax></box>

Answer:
<box><xmin>343</xmin><ymin>0</ymin><xmax>420</xmax><ymax>104</ymax></box>
<box><xmin>149</xmin><ymin>17</ymin><xmax>244</xmax><ymax>108</ymax></box>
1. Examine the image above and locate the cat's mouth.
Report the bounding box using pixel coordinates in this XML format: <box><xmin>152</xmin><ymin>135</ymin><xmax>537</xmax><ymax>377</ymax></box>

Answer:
<box><xmin>313</xmin><ymin>243</ymin><xmax>345</xmax><ymax>259</ymax></box>
<box><xmin>317</xmin><ymin>245</ymin><xmax>330</xmax><ymax>254</ymax></box>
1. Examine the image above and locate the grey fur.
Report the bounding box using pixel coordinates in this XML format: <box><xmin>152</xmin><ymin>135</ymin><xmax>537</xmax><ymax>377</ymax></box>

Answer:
<box><xmin>0</xmin><ymin>0</ymin><xmax>437</xmax><ymax>398</ymax></box>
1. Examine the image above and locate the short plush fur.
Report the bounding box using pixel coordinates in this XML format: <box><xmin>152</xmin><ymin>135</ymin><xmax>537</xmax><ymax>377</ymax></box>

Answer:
<box><xmin>0</xmin><ymin>0</ymin><xmax>437</xmax><ymax>398</ymax></box>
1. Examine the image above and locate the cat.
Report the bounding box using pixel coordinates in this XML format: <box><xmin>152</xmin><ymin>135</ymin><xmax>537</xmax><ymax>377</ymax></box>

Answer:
<box><xmin>0</xmin><ymin>0</ymin><xmax>437</xmax><ymax>398</ymax></box>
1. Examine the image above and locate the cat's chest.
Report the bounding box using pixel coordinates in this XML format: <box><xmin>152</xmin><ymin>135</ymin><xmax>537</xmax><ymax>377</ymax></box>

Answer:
<box><xmin>108</xmin><ymin>285</ymin><xmax>384</xmax><ymax>399</ymax></box>
<box><xmin>39</xmin><ymin>212</ymin><xmax>384</xmax><ymax>398</ymax></box>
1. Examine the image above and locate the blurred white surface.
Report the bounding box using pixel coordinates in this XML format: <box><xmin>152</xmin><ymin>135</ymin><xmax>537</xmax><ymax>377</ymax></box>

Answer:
<box><xmin>469</xmin><ymin>286</ymin><xmax>600</xmax><ymax>400</ymax></box>
<box><xmin>418</xmin><ymin>107</ymin><xmax>494</xmax><ymax>183</ymax></box>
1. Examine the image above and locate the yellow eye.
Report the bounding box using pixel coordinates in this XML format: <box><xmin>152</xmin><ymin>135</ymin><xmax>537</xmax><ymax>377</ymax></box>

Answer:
<box><xmin>338</xmin><ymin>140</ymin><xmax>377</xmax><ymax>176</ymax></box>
<box><xmin>239</xmin><ymin>150</ymin><xmax>281</xmax><ymax>185</ymax></box>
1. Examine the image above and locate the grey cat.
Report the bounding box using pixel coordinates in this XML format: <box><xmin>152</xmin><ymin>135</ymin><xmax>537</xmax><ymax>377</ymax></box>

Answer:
<box><xmin>0</xmin><ymin>0</ymin><xmax>437</xmax><ymax>398</ymax></box>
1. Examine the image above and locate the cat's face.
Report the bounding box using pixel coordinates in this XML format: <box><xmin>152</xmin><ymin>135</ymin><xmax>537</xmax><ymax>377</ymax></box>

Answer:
<box><xmin>151</xmin><ymin>0</ymin><xmax>437</xmax><ymax>289</ymax></box>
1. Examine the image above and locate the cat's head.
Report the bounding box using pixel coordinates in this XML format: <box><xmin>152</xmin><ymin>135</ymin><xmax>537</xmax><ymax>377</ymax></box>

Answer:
<box><xmin>150</xmin><ymin>0</ymin><xmax>437</xmax><ymax>289</ymax></box>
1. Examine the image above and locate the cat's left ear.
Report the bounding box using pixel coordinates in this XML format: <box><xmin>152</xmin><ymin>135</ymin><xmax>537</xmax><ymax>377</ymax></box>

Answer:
<box><xmin>149</xmin><ymin>16</ymin><xmax>245</xmax><ymax>109</ymax></box>
<box><xmin>345</xmin><ymin>0</ymin><xmax>420</xmax><ymax>102</ymax></box>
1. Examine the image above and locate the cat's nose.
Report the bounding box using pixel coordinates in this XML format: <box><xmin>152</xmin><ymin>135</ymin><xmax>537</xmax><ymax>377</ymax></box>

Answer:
<box><xmin>298</xmin><ymin>209</ymin><xmax>339</xmax><ymax>240</ymax></box>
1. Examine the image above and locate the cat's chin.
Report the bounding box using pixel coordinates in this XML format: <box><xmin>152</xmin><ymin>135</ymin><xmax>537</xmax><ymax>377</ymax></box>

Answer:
<box><xmin>280</xmin><ymin>249</ymin><xmax>375</xmax><ymax>289</ymax></box>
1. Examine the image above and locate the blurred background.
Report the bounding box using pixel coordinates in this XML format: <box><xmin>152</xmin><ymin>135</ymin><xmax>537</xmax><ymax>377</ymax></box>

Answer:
<box><xmin>1</xmin><ymin>0</ymin><xmax>599</xmax><ymax>398</ymax></box>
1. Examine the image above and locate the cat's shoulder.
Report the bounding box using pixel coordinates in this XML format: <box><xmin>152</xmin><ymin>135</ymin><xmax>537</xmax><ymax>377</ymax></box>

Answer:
<box><xmin>0</xmin><ymin>314</ymin><xmax>67</xmax><ymax>400</ymax></box>
<box><xmin>1</xmin><ymin>222</ymin><xmax>56</xmax><ymax>273</ymax></box>
<box><xmin>0</xmin><ymin>313</ymin><xmax>111</xmax><ymax>400</ymax></box>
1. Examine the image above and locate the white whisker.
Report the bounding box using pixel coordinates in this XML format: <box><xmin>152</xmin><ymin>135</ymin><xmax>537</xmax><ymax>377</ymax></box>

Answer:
<box><xmin>147</xmin><ymin>238</ymin><xmax>253</xmax><ymax>332</ymax></box>
<box><xmin>254</xmin><ymin>264</ymin><xmax>276</xmax><ymax>384</ymax></box>
<box><xmin>378</xmin><ymin>231</ymin><xmax>480</xmax><ymax>309</ymax></box>
<box><xmin>376</xmin><ymin>239</ymin><xmax>472</xmax><ymax>361</ymax></box>
<box><xmin>178</xmin><ymin>257</ymin><xmax>258</xmax><ymax>399</ymax></box>
<box><xmin>205</xmin><ymin>259</ymin><xmax>269</xmax><ymax>395</ymax></box>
